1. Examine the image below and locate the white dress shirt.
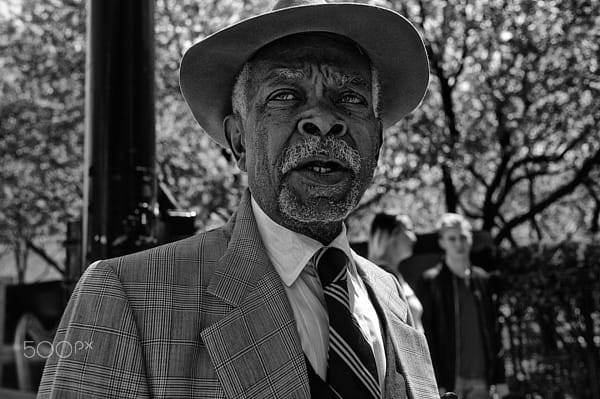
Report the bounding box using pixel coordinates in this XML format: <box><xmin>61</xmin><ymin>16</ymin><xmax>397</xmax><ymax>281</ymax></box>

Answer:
<box><xmin>251</xmin><ymin>197</ymin><xmax>386</xmax><ymax>387</ymax></box>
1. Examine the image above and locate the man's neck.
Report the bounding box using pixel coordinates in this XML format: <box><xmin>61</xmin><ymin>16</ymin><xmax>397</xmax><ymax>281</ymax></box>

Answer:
<box><xmin>444</xmin><ymin>256</ymin><xmax>470</xmax><ymax>278</ymax></box>
<box><xmin>291</xmin><ymin>220</ymin><xmax>343</xmax><ymax>245</ymax></box>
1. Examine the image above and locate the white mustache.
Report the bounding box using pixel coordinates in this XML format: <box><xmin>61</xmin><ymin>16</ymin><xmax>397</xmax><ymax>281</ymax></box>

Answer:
<box><xmin>279</xmin><ymin>136</ymin><xmax>361</xmax><ymax>175</ymax></box>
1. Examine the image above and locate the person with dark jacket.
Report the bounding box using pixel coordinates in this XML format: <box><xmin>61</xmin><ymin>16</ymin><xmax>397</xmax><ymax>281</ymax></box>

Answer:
<box><xmin>416</xmin><ymin>213</ymin><xmax>508</xmax><ymax>399</ymax></box>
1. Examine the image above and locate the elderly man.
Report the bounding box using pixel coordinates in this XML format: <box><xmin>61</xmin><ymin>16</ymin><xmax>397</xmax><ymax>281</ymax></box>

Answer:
<box><xmin>39</xmin><ymin>0</ymin><xmax>438</xmax><ymax>398</ymax></box>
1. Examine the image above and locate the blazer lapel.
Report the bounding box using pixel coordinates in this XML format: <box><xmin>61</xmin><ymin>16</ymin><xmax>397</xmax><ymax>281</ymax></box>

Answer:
<box><xmin>354</xmin><ymin>252</ymin><xmax>439</xmax><ymax>399</ymax></box>
<box><xmin>202</xmin><ymin>192</ymin><xmax>310</xmax><ymax>399</ymax></box>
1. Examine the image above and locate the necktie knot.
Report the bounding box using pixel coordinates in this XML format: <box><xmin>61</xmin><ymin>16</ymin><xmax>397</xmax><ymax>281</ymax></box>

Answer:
<box><xmin>316</xmin><ymin>247</ymin><xmax>348</xmax><ymax>287</ymax></box>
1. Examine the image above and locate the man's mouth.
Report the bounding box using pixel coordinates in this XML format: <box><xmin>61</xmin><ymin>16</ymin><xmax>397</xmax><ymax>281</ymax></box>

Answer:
<box><xmin>288</xmin><ymin>158</ymin><xmax>352</xmax><ymax>186</ymax></box>
<box><xmin>309</xmin><ymin>165</ymin><xmax>333</xmax><ymax>173</ymax></box>
<box><xmin>284</xmin><ymin>156</ymin><xmax>350</xmax><ymax>175</ymax></box>
<box><xmin>301</xmin><ymin>160</ymin><xmax>346</xmax><ymax>174</ymax></box>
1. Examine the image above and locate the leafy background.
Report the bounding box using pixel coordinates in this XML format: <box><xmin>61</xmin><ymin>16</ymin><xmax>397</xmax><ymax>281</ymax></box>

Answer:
<box><xmin>0</xmin><ymin>0</ymin><xmax>599</xmax><ymax>396</ymax></box>
<box><xmin>1</xmin><ymin>0</ymin><xmax>599</xmax><ymax>279</ymax></box>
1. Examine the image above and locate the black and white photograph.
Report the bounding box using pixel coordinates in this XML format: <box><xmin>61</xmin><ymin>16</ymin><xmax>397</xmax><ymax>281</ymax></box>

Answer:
<box><xmin>0</xmin><ymin>0</ymin><xmax>598</xmax><ymax>398</ymax></box>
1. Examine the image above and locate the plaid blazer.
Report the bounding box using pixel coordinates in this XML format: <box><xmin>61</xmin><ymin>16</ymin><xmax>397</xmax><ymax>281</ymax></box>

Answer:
<box><xmin>38</xmin><ymin>191</ymin><xmax>438</xmax><ymax>399</ymax></box>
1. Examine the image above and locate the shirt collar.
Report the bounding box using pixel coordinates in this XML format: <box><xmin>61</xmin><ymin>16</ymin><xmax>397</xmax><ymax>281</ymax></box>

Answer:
<box><xmin>250</xmin><ymin>196</ymin><xmax>354</xmax><ymax>286</ymax></box>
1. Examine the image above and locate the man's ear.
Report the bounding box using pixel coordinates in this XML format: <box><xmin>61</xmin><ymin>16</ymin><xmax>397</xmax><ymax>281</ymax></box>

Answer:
<box><xmin>224</xmin><ymin>114</ymin><xmax>247</xmax><ymax>171</ymax></box>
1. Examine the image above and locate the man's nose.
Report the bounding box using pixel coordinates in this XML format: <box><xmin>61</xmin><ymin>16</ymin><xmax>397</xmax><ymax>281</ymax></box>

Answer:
<box><xmin>297</xmin><ymin>112</ymin><xmax>347</xmax><ymax>138</ymax></box>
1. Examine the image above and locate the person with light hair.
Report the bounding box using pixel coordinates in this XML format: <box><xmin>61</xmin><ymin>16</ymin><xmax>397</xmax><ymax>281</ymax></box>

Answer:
<box><xmin>368</xmin><ymin>212</ymin><xmax>423</xmax><ymax>332</ymax></box>
<box><xmin>416</xmin><ymin>212</ymin><xmax>509</xmax><ymax>399</ymax></box>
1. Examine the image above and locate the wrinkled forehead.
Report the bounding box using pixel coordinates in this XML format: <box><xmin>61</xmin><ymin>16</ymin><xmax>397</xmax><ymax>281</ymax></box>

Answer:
<box><xmin>249</xmin><ymin>32</ymin><xmax>372</xmax><ymax>77</ymax></box>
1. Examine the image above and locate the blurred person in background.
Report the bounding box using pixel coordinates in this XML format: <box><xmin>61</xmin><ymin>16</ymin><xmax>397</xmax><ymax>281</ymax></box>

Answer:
<box><xmin>368</xmin><ymin>212</ymin><xmax>423</xmax><ymax>332</ymax></box>
<box><xmin>416</xmin><ymin>213</ymin><xmax>508</xmax><ymax>399</ymax></box>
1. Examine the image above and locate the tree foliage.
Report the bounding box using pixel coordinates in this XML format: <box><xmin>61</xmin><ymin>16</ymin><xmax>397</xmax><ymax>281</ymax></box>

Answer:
<box><xmin>1</xmin><ymin>0</ymin><xmax>599</xmax><ymax>282</ymax></box>
<box><xmin>0</xmin><ymin>0</ymin><xmax>85</xmax><ymax>280</ymax></box>
<box><xmin>358</xmin><ymin>0</ymin><xmax>600</xmax><ymax>246</ymax></box>
<box><xmin>154</xmin><ymin>0</ymin><xmax>273</xmax><ymax>227</ymax></box>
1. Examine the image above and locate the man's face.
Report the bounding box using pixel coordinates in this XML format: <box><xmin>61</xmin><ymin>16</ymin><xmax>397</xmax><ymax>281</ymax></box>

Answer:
<box><xmin>438</xmin><ymin>226</ymin><xmax>473</xmax><ymax>259</ymax></box>
<box><xmin>227</xmin><ymin>33</ymin><xmax>382</xmax><ymax>235</ymax></box>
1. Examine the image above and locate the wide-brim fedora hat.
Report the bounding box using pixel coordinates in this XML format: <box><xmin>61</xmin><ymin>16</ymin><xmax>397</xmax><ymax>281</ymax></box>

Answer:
<box><xmin>180</xmin><ymin>0</ymin><xmax>430</xmax><ymax>148</ymax></box>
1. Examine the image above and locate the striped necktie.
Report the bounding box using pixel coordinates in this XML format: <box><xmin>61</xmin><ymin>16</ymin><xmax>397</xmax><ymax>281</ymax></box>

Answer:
<box><xmin>316</xmin><ymin>247</ymin><xmax>381</xmax><ymax>399</ymax></box>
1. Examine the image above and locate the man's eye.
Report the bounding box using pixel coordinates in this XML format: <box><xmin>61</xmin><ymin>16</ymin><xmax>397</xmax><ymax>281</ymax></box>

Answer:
<box><xmin>269</xmin><ymin>91</ymin><xmax>298</xmax><ymax>101</ymax></box>
<box><xmin>339</xmin><ymin>92</ymin><xmax>366</xmax><ymax>105</ymax></box>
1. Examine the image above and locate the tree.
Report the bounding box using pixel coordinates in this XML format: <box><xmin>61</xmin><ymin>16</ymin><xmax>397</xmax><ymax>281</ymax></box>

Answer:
<box><xmin>0</xmin><ymin>0</ymin><xmax>273</xmax><ymax>280</ymax></box>
<box><xmin>0</xmin><ymin>0</ymin><xmax>85</xmax><ymax>281</ymax></box>
<box><xmin>154</xmin><ymin>0</ymin><xmax>272</xmax><ymax>226</ymax></box>
<box><xmin>353</xmin><ymin>0</ymin><xmax>600</xmax><ymax>246</ymax></box>
<box><xmin>2</xmin><ymin>0</ymin><xmax>599</xmax><ymax>284</ymax></box>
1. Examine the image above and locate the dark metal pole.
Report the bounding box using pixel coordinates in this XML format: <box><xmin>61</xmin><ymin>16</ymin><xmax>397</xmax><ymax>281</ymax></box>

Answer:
<box><xmin>82</xmin><ymin>0</ymin><xmax>157</xmax><ymax>273</ymax></box>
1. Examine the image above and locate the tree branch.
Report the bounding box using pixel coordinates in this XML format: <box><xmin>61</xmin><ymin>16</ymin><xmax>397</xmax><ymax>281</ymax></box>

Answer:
<box><xmin>26</xmin><ymin>239</ymin><xmax>65</xmax><ymax>276</ymax></box>
<box><xmin>496</xmin><ymin>147</ymin><xmax>600</xmax><ymax>243</ymax></box>
<box><xmin>467</xmin><ymin>163</ymin><xmax>490</xmax><ymax>189</ymax></box>
<box><xmin>441</xmin><ymin>163</ymin><xmax>459</xmax><ymax>212</ymax></box>
<box><xmin>508</xmin><ymin>124</ymin><xmax>594</xmax><ymax>174</ymax></box>
<box><xmin>526</xmin><ymin>169</ymin><xmax>543</xmax><ymax>241</ymax></box>
<box><xmin>509</xmin><ymin>169</ymin><xmax>565</xmax><ymax>187</ymax></box>
<box><xmin>482</xmin><ymin>98</ymin><xmax>513</xmax><ymax>230</ymax></box>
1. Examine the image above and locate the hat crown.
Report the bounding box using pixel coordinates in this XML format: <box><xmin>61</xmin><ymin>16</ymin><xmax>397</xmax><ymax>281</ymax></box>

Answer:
<box><xmin>180</xmin><ymin>0</ymin><xmax>429</xmax><ymax>147</ymax></box>
<box><xmin>273</xmin><ymin>0</ymin><xmax>327</xmax><ymax>11</ymax></box>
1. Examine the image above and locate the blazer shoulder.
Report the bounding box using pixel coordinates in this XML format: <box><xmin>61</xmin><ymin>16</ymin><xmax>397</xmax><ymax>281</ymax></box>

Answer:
<box><xmin>98</xmin><ymin>224</ymin><xmax>232</xmax><ymax>283</ymax></box>
<box><xmin>352</xmin><ymin>251</ymin><xmax>397</xmax><ymax>283</ymax></box>
<box><xmin>352</xmin><ymin>251</ymin><xmax>412</xmax><ymax>322</ymax></box>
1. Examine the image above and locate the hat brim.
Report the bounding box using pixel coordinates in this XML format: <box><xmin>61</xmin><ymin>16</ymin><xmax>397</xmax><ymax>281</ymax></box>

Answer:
<box><xmin>180</xmin><ymin>3</ymin><xmax>429</xmax><ymax>148</ymax></box>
